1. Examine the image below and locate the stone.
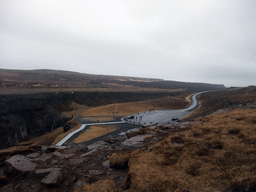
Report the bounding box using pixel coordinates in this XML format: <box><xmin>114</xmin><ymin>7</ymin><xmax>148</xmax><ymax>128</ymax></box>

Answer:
<box><xmin>54</xmin><ymin>146</ymin><xmax>70</xmax><ymax>150</ymax></box>
<box><xmin>88</xmin><ymin>170</ymin><xmax>103</xmax><ymax>176</ymax></box>
<box><xmin>26</xmin><ymin>153</ymin><xmax>40</xmax><ymax>158</ymax></box>
<box><xmin>0</xmin><ymin>184</ymin><xmax>14</xmax><ymax>192</ymax></box>
<box><xmin>36</xmin><ymin>168</ymin><xmax>61</xmax><ymax>174</ymax></box>
<box><xmin>80</xmin><ymin>149</ymin><xmax>97</xmax><ymax>157</ymax></box>
<box><xmin>121</xmin><ymin>134</ymin><xmax>151</xmax><ymax>149</ymax></box>
<box><xmin>107</xmin><ymin>169</ymin><xmax>112</xmax><ymax>175</ymax></box>
<box><xmin>34</xmin><ymin>153</ymin><xmax>52</xmax><ymax>162</ymax></box>
<box><xmin>53</xmin><ymin>151</ymin><xmax>74</xmax><ymax>159</ymax></box>
<box><xmin>69</xmin><ymin>158</ymin><xmax>85</xmax><ymax>165</ymax></box>
<box><xmin>105</xmin><ymin>135</ymin><xmax>115</xmax><ymax>144</ymax></box>
<box><xmin>52</xmin><ymin>160</ymin><xmax>59</xmax><ymax>164</ymax></box>
<box><xmin>102</xmin><ymin>160</ymin><xmax>110</xmax><ymax>168</ymax></box>
<box><xmin>125</xmin><ymin>128</ymin><xmax>140</xmax><ymax>138</ymax></box>
<box><xmin>64</xmin><ymin>175</ymin><xmax>77</xmax><ymax>186</ymax></box>
<box><xmin>87</xmin><ymin>141</ymin><xmax>111</xmax><ymax>150</ymax></box>
<box><xmin>142</xmin><ymin>146</ymin><xmax>154</xmax><ymax>153</ymax></box>
<box><xmin>6</xmin><ymin>155</ymin><xmax>36</xmax><ymax>172</ymax></box>
<box><xmin>74</xmin><ymin>180</ymin><xmax>87</xmax><ymax>191</ymax></box>
<box><xmin>41</xmin><ymin>169</ymin><xmax>62</xmax><ymax>185</ymax></box>
<box><xmin>158</xmin><ymin>130</ymin><xmax>167</xmax><ymax>134</ymax></box>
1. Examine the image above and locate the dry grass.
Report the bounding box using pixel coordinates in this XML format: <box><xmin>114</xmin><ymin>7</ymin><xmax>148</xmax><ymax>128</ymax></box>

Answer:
<box><xmin>81</xmin><ymin>116</ymin><xmax>115</xmax><ymax>122</ymax></box>
<box><xmin>185</xmin><ymin>93</ymin><xmax>194</xmax><ymax>102</ymax></box>
<box><xmin>75</xmin><ymin>179</ymin><xmax>118</xmax><ymax>192</ymax></box>
<box><xmin>73</xmin><ymin>125</ymin><xmax>117</xmax><ymax>144</ymax></box>
<box><xmin>109</xmin><ymin>152</ymin><xmax>130</xmax><ymax>168</ymax></box>
<box><xmin>125</xmin><ymin>108</ymin><xmax>256</xmax><ymax>191</ymax></box>
<box><xmin>1</xmin><ymin>87</ymin><xmax>185</xmax><ymax>95</ymax></box>
<box><xmin>51</xmin><ymin>121</ymin><xmax>81</xmax><ymax>145</ymax></box>
<box><xmin>61</xmin><ymin>102</ymin><xmax>89</xmax><ymax>118</ymax></box>
<box><xmin>82</xmin><ymin>96</ymin><xmax>189</xmax><ymax>116</ymax></box>
<box><xmin>126</xmin><ymin>128</ymin><xmax>157</xmax><ymax>138</ymax></box>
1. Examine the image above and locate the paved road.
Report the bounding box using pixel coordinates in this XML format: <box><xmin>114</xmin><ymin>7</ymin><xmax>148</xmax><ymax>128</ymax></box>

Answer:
<box><xmin>55</xmin><ymin>121</ymin><xmax>124</xmax><ymax>146</ymax></box>
<box><xmin>124</xmin><ymin>90</ymin><xmax>209</xmax><ymax>125</ymax></box>
<box><xmin>55</xmin><ymin>91</ymin><xmax>208</xmax><ymax>146</ymax></box>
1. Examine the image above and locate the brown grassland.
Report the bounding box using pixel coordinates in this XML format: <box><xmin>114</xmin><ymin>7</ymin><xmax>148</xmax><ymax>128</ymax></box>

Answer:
<box><xmin>73</xmin><ymin>125</ymin><xmax>117</xmax><ymax>144</ymax></box>
<box><xmin>76</xmin><ymin>179</ymin><xmax>118</xmax><ymax>192</ymax></box>
<box><xmin>124</xmin><ymin>108</ymin><xmax>256</xmax><ymax>191</ymax></box>
<box><xmin>80</xmin><ymin>116</ymin><xmax>115</xmax><ymax>122</ymax></box>
<box><xmin>51</xmin><ymin>121</ymin><xmax>81</xmax><ymax>145</ymax></box>
<box><xmin>0</xmin><ymin>86</ymin><xmax>185</xmax><ymax>95</ymax></box>
<box><xmin>80</xmin><ymin>96</ymin><xmax>190</xmax><ymax>117</ymax></box>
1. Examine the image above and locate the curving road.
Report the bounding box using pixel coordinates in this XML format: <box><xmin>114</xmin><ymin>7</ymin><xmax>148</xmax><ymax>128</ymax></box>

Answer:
<box><xmin>124</xmin><ymin>90</ymin><xmax>210</xmax><ymax>125</ymax></box>
<box><xmin>55</xmin><ymin>121</ymin><xmax>123</xmax><ymax>146</ymax></box>
<box><xmin>55</xmin><ymin>91</ymin><xmax>208</xmax><ymax>146</ymax></box>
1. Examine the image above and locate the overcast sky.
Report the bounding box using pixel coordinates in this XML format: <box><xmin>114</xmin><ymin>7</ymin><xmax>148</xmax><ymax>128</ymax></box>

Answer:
<box><xmin>0</xmin><ymin>0</ymin><xmax>255</xmax><ymax>87</ymax></box>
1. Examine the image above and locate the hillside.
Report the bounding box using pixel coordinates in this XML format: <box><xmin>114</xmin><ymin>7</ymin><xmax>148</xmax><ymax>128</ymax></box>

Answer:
<box><xmin>0</xmin><ymin>87</ymin><xmax>255</xmax><ymax>192</ymax></box>
<box><xmin>0</xmin><ymin>69</ymin><xmax>225</xmax><ymax>93</ymax></box>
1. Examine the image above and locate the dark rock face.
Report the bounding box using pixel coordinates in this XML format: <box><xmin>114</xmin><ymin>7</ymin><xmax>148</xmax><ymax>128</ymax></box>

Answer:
<box><xmin>0</xmin><ymin>106</ymin><xmax>67</xmax><ymax>150</ymax></box>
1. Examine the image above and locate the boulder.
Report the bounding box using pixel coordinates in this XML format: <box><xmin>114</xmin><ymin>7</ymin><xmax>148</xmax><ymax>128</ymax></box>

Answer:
<box><xmin>69</xmin><ymin>158</ymin><xmax>85</xmax><ymax>165</ymax></box>
<box><xmin>34</xmin><ymin>153</ymin><xmax>52</xmax><ymax>162</ymax></box>
<box><xmin>125</xmin><ymin>128</ymin><xmax>140</xmax><ymax>138</ymax></box>
<box><xmin>26</xmin><ymin>153</ymin><xmax>40</xmax><ymax>158</ymax></box>
<box><xmin>74</xmin><ymin>180</ymin><xmax>87</xmax><ymax>191</ymax></box>
<box><xmin>36</xmin><ymin>168</ymin><xmax>61</xmax><ymax>174</ymax></box>
<box><xmin>88</xmin><ymin>170</ymin><xmax>103</xmax><ymax>176</ymax></box>
<box><xmin>121</xmin><ymin>134</ymin><xmax>151</xmax><ymax>149</ymax></box>
<box><xmin>6</xmin><ymin>155</ymin><xmax>36</xmax><ymax>172</ymax></box>
<box><xmin>53</xmin><ymin>151</ymin><xmax>74</xmax><ymax>159</ymax></box>
<box><xmin>41</xmin><ymin>169</ymin><xmax>62</xmax><ymax>185</ymax></box>
<box><xmin>105</xmin><ymin>135</ymin><xmax>115</xmax><ymax>144</ymax></box>
<box><xmin>102</xmin><ymin>160</ymin><xmax>110</xmax><ymax>168</ymax></box>
<box><xmin>87</xmin><ymin>141</ymin><xmax>111</xmax><ymax>151</ymax></box>
<box><xmin>80</xmin><ymin>149</ymin><xmax>97</xmax><ymax>157</ymax></box>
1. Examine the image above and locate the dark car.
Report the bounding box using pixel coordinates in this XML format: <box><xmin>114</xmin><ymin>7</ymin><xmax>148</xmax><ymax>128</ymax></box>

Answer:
<box><xmin>172</xmin><ymin>115</ymin><xmax>180</xmax><ymax>122</ymax></box>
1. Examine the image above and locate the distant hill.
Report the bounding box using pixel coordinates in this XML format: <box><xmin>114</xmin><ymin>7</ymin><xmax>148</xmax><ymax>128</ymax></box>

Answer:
<box><xmin>0</xmin><ymin>69</ymin><xmax>225</xmax><ymax>92</ymax></box>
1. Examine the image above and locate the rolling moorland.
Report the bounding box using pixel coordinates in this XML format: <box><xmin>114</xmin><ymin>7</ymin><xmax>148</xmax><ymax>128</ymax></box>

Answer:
<box><xmin>0</xmin><ymin>69</ymin><xmax>225</xmax><ymax>150</ymax></box>
<box><xmin>1</xmin><ymin>69</ymin><xmax>256</xmax><ymax>191</ymax></box>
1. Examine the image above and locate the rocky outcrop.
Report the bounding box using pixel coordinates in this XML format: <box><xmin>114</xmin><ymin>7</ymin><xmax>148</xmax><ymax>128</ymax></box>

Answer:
<box><xmin>105</xmin><ymin>135</ymin><xmax>115</xmax><ymax>144</ymax></box>
<box><xmin>0</xmin><ymin>106</ymin><xmax>68</xmax><ymax>150</ymax></box>
<box><xmin>6</xmin><ymin>155</ymin><xmax>36</xmax><ymax>172</ymax></box>
<box><xmin>121</xmin><ymin>134</ymin><xmax>152</xmax><ymax>149</ymax></box>
<box><xmin>0</xmin><ymin>122</ymin><xmax>189</xmax><ymax>191</ymax></box>
<box><xmin>40</xmin><ymin>168</ymin><xmax>63</xmax><ymax>185</ymax></box>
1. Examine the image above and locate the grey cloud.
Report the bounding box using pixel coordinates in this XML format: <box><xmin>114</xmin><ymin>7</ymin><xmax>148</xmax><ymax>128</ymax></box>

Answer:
<box><xmin>0</xmin><ymin>0</ymin><xmax>255</xmax><ymax>87</ymax></box>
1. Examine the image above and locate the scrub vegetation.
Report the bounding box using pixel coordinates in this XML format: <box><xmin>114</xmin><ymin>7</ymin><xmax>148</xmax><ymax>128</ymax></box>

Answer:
<box><xmin>124</xmin><ymin>108</ymin><xmax>256</xmax><ymax>191</ymax></box>
<box><xmin>73</xmin><ymin>125</ymin><xmax>117</xmax><ymax>144</ymax></box>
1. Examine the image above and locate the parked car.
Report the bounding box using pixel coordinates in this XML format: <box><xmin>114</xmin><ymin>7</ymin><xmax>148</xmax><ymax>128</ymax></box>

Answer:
<box><xmin>172</xmin><ymin>115</ymin><xmax>180</xmax><ymax>122</ymax></box>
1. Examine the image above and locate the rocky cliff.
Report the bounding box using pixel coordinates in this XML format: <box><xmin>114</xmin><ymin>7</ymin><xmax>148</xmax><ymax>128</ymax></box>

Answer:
<box><xmin>0</xmin><ymin>91</ymin><xmax>182</xmax><ymax>150</ymax></box>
